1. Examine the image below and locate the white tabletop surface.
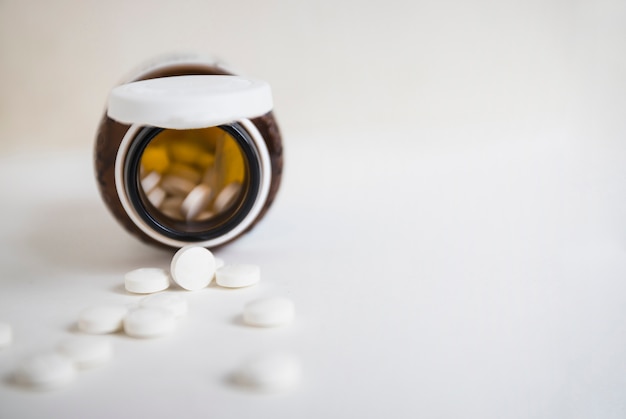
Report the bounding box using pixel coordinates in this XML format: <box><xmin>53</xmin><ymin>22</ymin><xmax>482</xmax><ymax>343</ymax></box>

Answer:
<box><xmin>1</xmin><ymin>127</ymin><xmax>625</xmax><ymax>419</ymax></box>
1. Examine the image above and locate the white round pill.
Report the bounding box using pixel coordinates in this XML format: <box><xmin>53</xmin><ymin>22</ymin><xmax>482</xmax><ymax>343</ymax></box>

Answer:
<box><xmin>139</xmin><ymin>293</ymin><xmax>188</xmax><ymax>317</ymax></box>
<box><xmin>123</xmin><ymin>307</ymin><xmax>176</xmax><ymax>338</ymax></box>
<box><xmin>0</xmin><ymin>322</ymin><xmax>13</xmax><ymax>348</ymax></box>
<box><xmin>78</xmin><ymin>305</ymin><xmax>128</xmax><ymax>334</ymax></box>
<box><xmin>182</xmin><ymin>184</ymin><xmax>213</xmax><ymax>221</ymax></box>
<box><xmin>243</xmin><ymin>297</ymin><xmax>295</xmax><ymax>327</ymax></box>
<box><xmin>216</xmin><ymin>264</ymin><xmax>260</xmax><ymax>288</ymax></box>
<box><xmin>124</xmin><ymin>268</ymin><xmax>170</xmax><ymax>294</ymax></box>
<box><xmin>57</xmin><ymin>336</ymin><xmax>113</xmax><ymax>369</ymax></box>
<box><xmin>234</xmin><ymin>352</ymin><xmax>301</xmax><ymax>392</ymax></box>
<box><xmin>170</xmin><ymin>245</ymin><xmax>216</xmax><ymax>291</ymax></box>
<box><xmin>14</xmin><ymin>353</ymin><xmax>76</xmax><ymax>390</ymax></box>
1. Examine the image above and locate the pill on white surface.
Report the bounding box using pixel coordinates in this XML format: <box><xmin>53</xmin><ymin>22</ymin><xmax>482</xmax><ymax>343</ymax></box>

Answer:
<box><xmin>213</xmin><ymin>182</ymin><xmax>242</xmax><ymax>213</ymax></box>
<box><xmin>140</xmin><ymin>171</ymin><xmax>161</xmax><ymax>193</ymax></box>
<box><xmin>123</xmin><ymin>307</ymin><xmax>176</xmax><ymax>338</ymax></box>
<box><xmin>139</xmin><ymin>293</ymin><xmax>188</xmax><ymax>317</ymax></box>
<box><xmin>0</xmin><ymin>322</ymin><xmax>12</xmax><ymax>348</ymax></box>
<box><xmin>170</xmin><ymin>245</ymin><xmax>216</xmax><ymax>291</ymax></box>
<box><xmin>243</xmin><ymin>297</ymin><xmax>295</xmax><ymax>327</ymax></box>
<box><xmin>14</xmin><ymin>353</ymin><xmax>76</xmax><ymax>390</ymax></box>
<box><xmin>56</xmin><ymin>336</ymin><xmax>113</xmax><ymax>369</ymax></box>
<box><xmin>181</xmin><ymin>184</ymin><xmax>213</xmax><ymax>221</ymax></box>
<box><xmin>234</xmin><ymin>352</ymin><xmax>301</xmax><ymax>392</ymax></box>
<box><xmin>78</xmin><ymin>305</ymin><xmax>128</xmax><ymax>334</ymax></box>
<box><xmin>146</xmin><ymin>186</ymin><xmax>166</xmax><ymax>208</ymax></box>
<box><xmin>216</xmin><ymin>264</ymin><xmax>260</xmax><ymax>288</ymax></box>
<box><xmin>124</xmin><ymin>268</ymin><xmax>170</xmax><ymax>294</ymax></box>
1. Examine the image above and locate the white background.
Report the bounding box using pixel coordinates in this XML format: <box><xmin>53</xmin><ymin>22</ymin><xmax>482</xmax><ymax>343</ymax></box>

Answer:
<box><xmin>1</xmin><ymin>1</ymin><xmax>626</xmax><ymax>418</ymax></box>
<box><xmin>1</xmin><ymin>0</ymin><xmax>624</xmax><ymax>151</ymax></box>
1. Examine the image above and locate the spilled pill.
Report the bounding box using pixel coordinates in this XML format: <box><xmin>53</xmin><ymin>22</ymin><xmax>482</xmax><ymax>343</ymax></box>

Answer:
<box><xmin>123</xmin><ymin>307</ymin><xmax>176</xmax><ymax>338</ymax></box>
<box><xmin>216</xmin><ymin>264</ymin><xmax>260</xmax><ymax>288</ymax></box>
<box><xmin>243</xmin><ymin>297</ymin><xmax>295</xmax><ymax>327</ymax></box>
<box><xmin>78</xmin><ymin>305</ymin><xmax>128</xmax><ymax>334</ymax></box>
<box><xmin>14</xmin><ymin>353</ymin><xmax>77</xmax><ymax>390</ymax></box>
<box><xmin>57</xmin><ymin>336</ymin><xmax>113</xmax><ymax>369</ymax></box>
<box><xmin>234</xmin><ymin>352</ymin><xmax>301</xmax><ymax>392</ymax></box>
<box><xmin>124</xmin><ymin>268</ymin><xmax>170</xmax><ymax>294</ymax></box>
<box><xmin>170</xmin><ymin>245</ymin><xmax>216</xmax><ymax>291</ymax></box>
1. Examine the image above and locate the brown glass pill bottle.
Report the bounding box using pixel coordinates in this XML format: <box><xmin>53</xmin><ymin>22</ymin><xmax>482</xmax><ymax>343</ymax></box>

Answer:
<box><xmin>94</xmin><ymin>56</ymin><xmax>283</xmax><ymax>249</ymax></box>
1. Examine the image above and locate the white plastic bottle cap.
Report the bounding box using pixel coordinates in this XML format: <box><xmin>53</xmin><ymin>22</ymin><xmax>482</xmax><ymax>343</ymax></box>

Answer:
<box><xmin>243</xmin><ymin>297</ymin><xmax>295</xmax><ymax>327</ymax></box>
<box><xmin>78</xmin><ymin>305</ymin><xmax>129</xmax><ymax>334</ymax></box>
<box><xmin>107</xmin><ymin>75</ymin><xmax>273</xmax><ymax>129</ymax></box>
<box><xmin>170</xmin><ymin>245</ymin><xmax>216</xmax><ymax>291</ymax></box>
<box><xmin>124</xmin><ymin>267</ymin><xmax>171</xmax><ymax>294</ymax></box>
<box><xmin>216</xmin><ymin>264</ymin><xmax>260</xmax><ymax>288</ymax></box>
<box><xmin>234</xmin><ymin>352</ymin><xmax>301</xmax><ymax>392</ymax></box>
<box><xmin>123</xmin><ymin>307</ymin><xmax>176</xmax><ymax>338</ymax></box>
<box><xmin>139</xmin><ymin>293</ymin><xmax>188</xmax><ymax>318</ymax></box>
<box><xmin>14</xmin><ymin>353</ymin><xmax>77</xmax><ymax>390</ymax></box>
<box><xmin>0</xmin><ymin>322</ymin><xmax>12</xmax><ymax>348</ymax></box>
<box><xmin>56</xmin><ymin>336</ymin><xmax>113</xmax><ymax>369</ymax></box>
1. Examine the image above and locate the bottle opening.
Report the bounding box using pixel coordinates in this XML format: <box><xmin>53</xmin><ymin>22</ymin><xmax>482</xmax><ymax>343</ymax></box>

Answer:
<box><xmin>124</xmin><ymin>123</ymin><xmax>261</xmax><ymax>242</ymax></box>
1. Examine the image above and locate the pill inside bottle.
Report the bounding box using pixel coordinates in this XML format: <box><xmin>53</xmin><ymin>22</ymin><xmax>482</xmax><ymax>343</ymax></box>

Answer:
<box><xmin>136</xmin><ymin>127</ymin><xmax>247</xmax><ymax>229</ymax></box>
